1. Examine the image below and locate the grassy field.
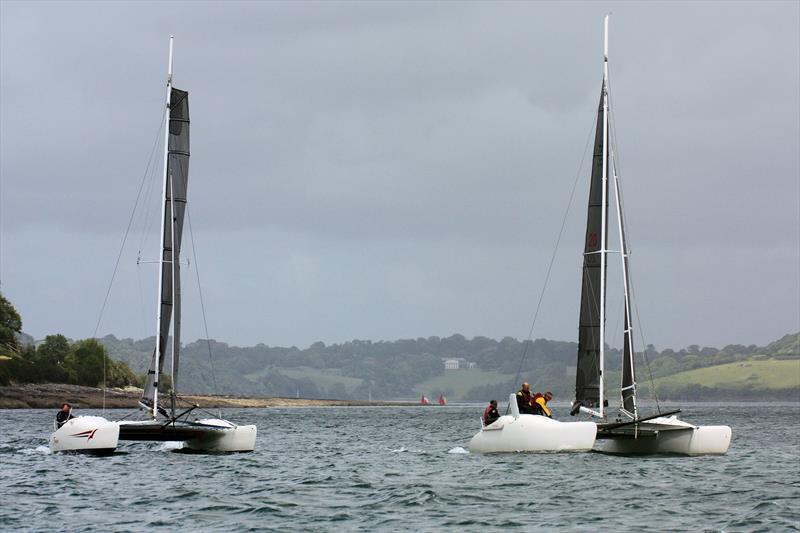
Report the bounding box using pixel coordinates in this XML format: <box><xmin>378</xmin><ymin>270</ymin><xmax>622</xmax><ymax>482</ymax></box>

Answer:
<box><xmin>241</xmin><ymin>358</ymin><xmax>799</xmax><ymax>400</ymax></box>
<box><xmin>651</xmin><ymin>358</ymin><xmax>800</xmax><ymax>390</ymax></box>
<box><xmin>245</xmin><ymin>366</ymin><xmax>364</xmax><ymax>393</ymax></box>
<box><xmin>413</xmin><ymin>369</ymin><xmax>516</xmax><ymax>398</ymax></box>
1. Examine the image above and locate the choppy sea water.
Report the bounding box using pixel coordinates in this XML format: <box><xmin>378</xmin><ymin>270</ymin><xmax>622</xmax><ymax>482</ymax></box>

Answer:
<box><xmin>1</xmin><ymin>402</ymin><xmax>798</xmax><ymax>532</ymax></box>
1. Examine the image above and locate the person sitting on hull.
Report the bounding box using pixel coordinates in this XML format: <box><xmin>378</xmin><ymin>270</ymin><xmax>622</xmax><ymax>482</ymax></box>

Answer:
<box><xmin>56</xmin><ymin>403</ymin><xmax>75</xmax><ymax>428</ymax></box>
<box><xmin>516</xmin><ymin>382</ymin><xmax>536</xmax><ymax>414</ymax></box>
<box><xmin>483</xmin><ymin>400</ymin><xmax>500</xmax><ymax>426</ymax></box>
<box><xmin>532</xmin><ymin>392</ymin><xmax>553</xmax><ymax>418</ymax></box>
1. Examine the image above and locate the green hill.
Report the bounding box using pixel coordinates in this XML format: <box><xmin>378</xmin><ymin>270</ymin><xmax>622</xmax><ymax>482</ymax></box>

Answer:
<box><xmin>763</xmin><ymin>332</ymin><xmax>800</xmax><ymax>357</ymax></box>
<box><xmin>652</xmin><ymin>358</ymin><xmax>800</xmax><ymax>390</ymax></box>
<box><xmin>637</xmin><ymin>358</ymin><xmax>800</xmax><ymax>400</ymax></box>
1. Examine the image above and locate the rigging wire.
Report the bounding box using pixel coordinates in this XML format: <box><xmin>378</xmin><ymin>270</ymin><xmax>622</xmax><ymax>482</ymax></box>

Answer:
<box><xmin>185</xmin><ymin>206</ymin><xmax>221</xmax><ymax>411</ymax></box>
<box><xmin>136</xmin><ymin>130</ymin><xmax>163</xmax><ymax>258</ymax></box>
<box><xmin>506</xmin><ymin>115</ymin><xmax>598</xmax><ymax>413</ymax></box>
<box><xmin>631</xmin><ymin>284</ymin><xmax>661</xmax><ymax>413</ymax></box>
<box><xmin>136</xmin><ymin>126</ymin><xmax>164</xmax><ymax>336</ymax></box>
<box><xmin>92</xmin><ymin>116</ymin><xmax>166</xmax><ymax>414</ymax></box>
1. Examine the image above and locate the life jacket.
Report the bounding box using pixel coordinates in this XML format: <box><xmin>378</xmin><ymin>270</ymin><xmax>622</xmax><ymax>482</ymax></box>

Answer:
<box><xmin>532</xmin><ymin>393</ymin><xmax>551</xmax><ymax>417</ymax></box>
<box><xmin>483</xmin><ymin>405</ymin><xmax>499</xmax><ymax>425</ymax></box>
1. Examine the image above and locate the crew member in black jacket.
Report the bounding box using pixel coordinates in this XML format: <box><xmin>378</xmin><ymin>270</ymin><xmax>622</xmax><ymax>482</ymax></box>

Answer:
<box><xmin>56</xmin><ymin>403</ymin><xmax>75</xmax><ymax>428</ymax></box>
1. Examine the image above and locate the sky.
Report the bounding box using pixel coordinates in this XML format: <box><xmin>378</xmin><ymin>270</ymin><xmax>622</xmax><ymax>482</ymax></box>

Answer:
<box><xmin>1</xmin><ymin>1</ymin><xmax>798</xmax><ymax>351</ymax></box>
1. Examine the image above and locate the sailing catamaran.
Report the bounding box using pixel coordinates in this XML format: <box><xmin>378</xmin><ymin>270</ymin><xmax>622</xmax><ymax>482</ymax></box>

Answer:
<box><xmin>471</xmin><ymin>16</ymin><xmax>731</xmax><ymax>455</ymax></box>
<box><xmin>572</xmin><ymin>17</ymin><xmax>730</xmax><ymax>455</ymax></box>
<box><xmin>50</xmin><ymin>37</ymin><xmax>256</xmax><ymax>454</ymax></box>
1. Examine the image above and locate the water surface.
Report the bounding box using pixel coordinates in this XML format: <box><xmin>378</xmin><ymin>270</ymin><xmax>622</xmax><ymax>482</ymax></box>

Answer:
<box><xmin>1</xmin><ymin>402</ymin><xmax>798</xmax><ymax>531</ymax></box>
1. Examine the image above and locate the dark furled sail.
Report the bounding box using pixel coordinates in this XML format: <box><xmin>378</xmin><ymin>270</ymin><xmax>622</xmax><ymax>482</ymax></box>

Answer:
<box><xmin>619</xmin><ymin>205</ymin><xmax>636</xmax><ymax>414</ymax></box>
<box><xmin>574</xmin><ymin>86</ymin><xmax>607</xmax><ymax>411</ymax></box>
<box><xmin>142</xmin><ymin>87</ymin><xmax>190</xmax><ymax>409</ymax></box>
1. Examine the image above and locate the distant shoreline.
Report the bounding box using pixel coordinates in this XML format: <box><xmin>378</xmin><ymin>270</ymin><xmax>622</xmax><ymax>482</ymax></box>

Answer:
<box><xmin>0</xmin><ymin>383</ymin><xmax>418</xmax><ymax>409</ymax></box>
<box><xmin>1</xmin><ymin>383</ymin><xmax>796</xmax><ymax>409</ymax></box>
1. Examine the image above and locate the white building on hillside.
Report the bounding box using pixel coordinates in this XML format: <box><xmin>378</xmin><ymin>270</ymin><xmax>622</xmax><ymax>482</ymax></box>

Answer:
<box><xmin>442</xmin><ymin>357</ymin><xmax>478</xmax><ymax>370</ymax></box>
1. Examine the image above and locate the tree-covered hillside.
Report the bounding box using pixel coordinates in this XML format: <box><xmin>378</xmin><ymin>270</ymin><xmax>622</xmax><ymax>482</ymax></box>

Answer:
<box><xmin>5</xmin><ymin>289</ymin><xmax>797</xmax><ymax>401</ymax></box>
<box><xmin>97</xmin><ymin>331</ymin><xmax>799</xmax><ymax>401</ymax></box>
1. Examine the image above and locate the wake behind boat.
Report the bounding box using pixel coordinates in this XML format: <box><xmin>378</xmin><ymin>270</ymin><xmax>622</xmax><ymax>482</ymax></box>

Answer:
<box><xmin>50</xmin><ymin>37</ymin><xmax>255</xmax><ymax>454</ymax></box>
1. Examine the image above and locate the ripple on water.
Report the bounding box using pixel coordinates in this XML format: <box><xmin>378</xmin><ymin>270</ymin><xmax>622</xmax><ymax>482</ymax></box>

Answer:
<box><xmin>0</xmin><ymin>405</ymin><xmax>798</xmax><ymax>531</ymax></box>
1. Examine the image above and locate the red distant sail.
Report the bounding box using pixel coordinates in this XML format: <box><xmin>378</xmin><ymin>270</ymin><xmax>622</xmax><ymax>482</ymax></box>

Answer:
<box><xmin>420</xmin><ymin>395</ymin><xmax>430</xmax><ymax>405</ymax></box>
<box><xmin>438</xmin><ymin>394</ymin><xmax>447</xmax><ymax>406</ymax></box>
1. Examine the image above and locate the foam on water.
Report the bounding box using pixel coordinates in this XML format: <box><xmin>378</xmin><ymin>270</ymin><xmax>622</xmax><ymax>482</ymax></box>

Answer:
<box><xmin>158</xmin><ymin>441</ymin><xmax>184</xmax><ymax>452</ymax></box>
<box><xmin>18</xmin><ymin>445</ymin><xmax>51</xmax><ymax>455</ymax></box>
<box><xmin>447</xmin><ymin>446</ymin><xmax>469</xmax><ymax>454</ymax></box>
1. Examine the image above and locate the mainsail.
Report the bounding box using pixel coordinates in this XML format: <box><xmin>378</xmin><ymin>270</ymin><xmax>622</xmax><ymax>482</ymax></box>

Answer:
<box><xmin>574</xmin><ymin>87</ymin><xmax>608</xmax><ymax>411</ymax></box>
<box><xmin>142</xmin><ymin>87</ymin><xmax>190</xmax><ymax>413</ymax></box>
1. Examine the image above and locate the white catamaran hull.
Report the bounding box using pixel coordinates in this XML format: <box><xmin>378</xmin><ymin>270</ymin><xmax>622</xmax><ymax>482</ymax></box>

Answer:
<box><xmin>597</xmin><ymin>416</ymin><xmax>731</xmax><ymax>455</ymax></box>
<box><xmin>469</xmin><ymin>394</ymin><xmax>597</xmax><ymax>453</ymax></box>
<box><xmin>49</xmin><ymin>416</ymin><xmax>119</xmax><ymax>455</ymax></box>
<box><xmin>184</xmin><ymin>419</ymin><xmax>257</xmax><ymax>452</ymax></box>
<box><xmin>118</xmin><ymin>418</ymin><xmax>257</xmax><ymax>452</ymax></box>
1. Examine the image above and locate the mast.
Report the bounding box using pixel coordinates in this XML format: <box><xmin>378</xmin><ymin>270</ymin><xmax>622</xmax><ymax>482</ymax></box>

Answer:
<box><xmin>141</xmin><ymin>36</ymin><xmax>190</xmax><ymax>419</ymax></box>
<box><xmin>598</xmin><ymin>13</ymin><xmax>609</xmax><ymax>419</ymax></box>
<box><xmin>602</xmin><ymin>15</ymin><xmax>636</xmax><ymax>418</ymax></box>
<box><xmin>150</xmin><ymin>36</ymin><xmax>174</xmax><ymax>419</ymax></box>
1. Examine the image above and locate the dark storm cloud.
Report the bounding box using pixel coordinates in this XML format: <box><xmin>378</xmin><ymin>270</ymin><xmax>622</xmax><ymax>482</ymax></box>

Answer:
<box><xmin>1</xmin><ymin>1</ymin><xmax>797</xmax><ymax>349</ymax></box>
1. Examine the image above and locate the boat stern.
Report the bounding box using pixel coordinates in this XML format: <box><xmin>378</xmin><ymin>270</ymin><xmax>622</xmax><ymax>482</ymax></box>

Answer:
<box><xmin>183</xmin><ymin>419</ymin><xmax>257</xmax><ymax>452</ymax></box>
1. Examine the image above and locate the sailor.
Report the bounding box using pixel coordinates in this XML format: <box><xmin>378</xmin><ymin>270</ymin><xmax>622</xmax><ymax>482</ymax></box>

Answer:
<box><xmin>483</xmin><ymin>400</ymin><xmax>500</xmax><ymax>426</ymax></box>
<box><xmin>56</xmin><ymin>403</ymin><xmax>75</xmax><ymax>428</ymax></box>
<box><xmin>516</xmin><ymin>382</ymin><xmax>535</xmax><ymax>414</ymax></box>
<box><xmin>532</xmin><ymin>392</ymin><xmax>554</xmax><ymax>418</ymax></box>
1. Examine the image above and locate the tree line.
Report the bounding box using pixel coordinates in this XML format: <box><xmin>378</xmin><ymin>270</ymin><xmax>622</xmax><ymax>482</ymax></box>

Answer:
<box><xmin>2</xmin><ymin>291</ymin><xmax>797</xmax><ymax>399</ymax></box>
<box><xmin>0</xmin><ymin>293</ymin><xmax>137</xmax><ymax>388</ymax></box>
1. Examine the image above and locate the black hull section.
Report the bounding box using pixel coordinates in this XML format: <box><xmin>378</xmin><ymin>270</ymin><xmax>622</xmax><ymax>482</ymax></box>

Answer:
<box><xmin>119</xmin><ymin>422</ymin><xmax>227</xmax><ymax>442</ymax></box>
<box><xmin>57</xmin><ymin>448</ymin><xmax>117</xmax><ymax>456</ymax></box>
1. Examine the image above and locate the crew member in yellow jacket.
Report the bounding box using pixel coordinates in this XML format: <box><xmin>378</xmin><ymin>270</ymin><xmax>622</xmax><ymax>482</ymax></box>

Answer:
<box><xmin>532</xmin><ymin>391</ymin><xmax>553</xmax><ymax>418</ymax></box>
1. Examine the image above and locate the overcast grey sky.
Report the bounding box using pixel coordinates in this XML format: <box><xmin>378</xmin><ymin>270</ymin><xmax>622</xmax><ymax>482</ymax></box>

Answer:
<box><xmin>1</xmin><ymin>1</ymin><xmax>798</xmax><ymax>351</ymax></box>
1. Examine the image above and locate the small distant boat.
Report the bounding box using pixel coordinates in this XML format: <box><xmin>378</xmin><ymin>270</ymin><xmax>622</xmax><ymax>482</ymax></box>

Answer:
<box><xmin>420</xmin><ymin>395</ymin><xmax>430</xmax><ymax>405</ymax></box>
<box><xmin>50</xmin><ymin>37</ymin><xmax>256</xmax><ymax>454</ymax></box>
<box><xmin>438</xmin><ymin>394</ymin><xmax>447</xmax><ymax>406</ymax></box>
